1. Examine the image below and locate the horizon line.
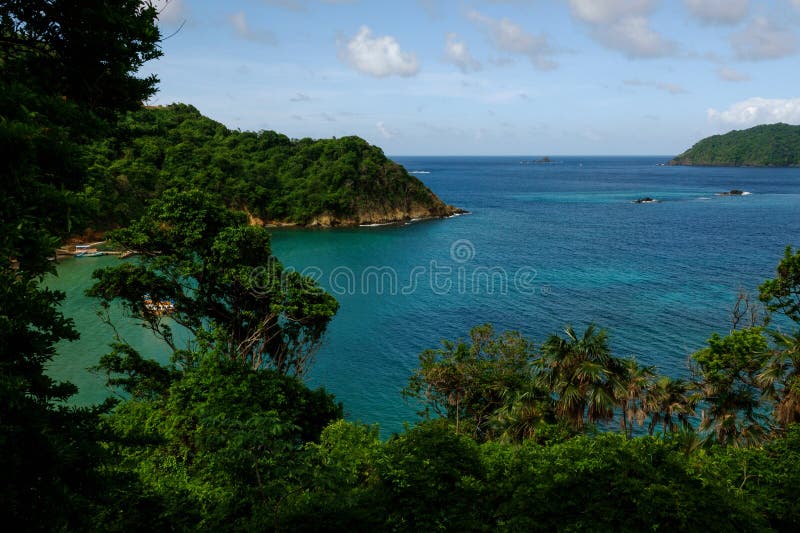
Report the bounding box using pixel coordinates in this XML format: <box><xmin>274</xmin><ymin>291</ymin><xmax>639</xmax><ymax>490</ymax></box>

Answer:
<box><xmin>388</xmin><ymin>154</ymin><xmax>676</xmax><ymax>158</ymax></box>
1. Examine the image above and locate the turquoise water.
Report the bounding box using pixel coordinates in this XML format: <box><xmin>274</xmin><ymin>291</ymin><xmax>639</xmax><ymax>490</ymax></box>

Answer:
<box><xmin>48</xmin><ymin>156</ymin><xmax>800</xmax><ymax>434</ymax></box>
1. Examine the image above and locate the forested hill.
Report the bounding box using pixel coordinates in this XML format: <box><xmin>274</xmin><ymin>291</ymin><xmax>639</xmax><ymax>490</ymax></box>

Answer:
<box><xmin>669</xmin><ymin>123</ymin><xmax>800</xmax><ymax>167</ymax></box>
<box><xmin>84</xmin><ymin>104</ymin><xmax>459</xmax><ymax>228</ymax></box>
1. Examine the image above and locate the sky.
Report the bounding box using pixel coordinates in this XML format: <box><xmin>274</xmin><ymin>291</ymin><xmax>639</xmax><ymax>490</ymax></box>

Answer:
<box><xmin>146</xmin><ymin>0</ymin><xmax>800</xmax><ymax>155</ymax></box>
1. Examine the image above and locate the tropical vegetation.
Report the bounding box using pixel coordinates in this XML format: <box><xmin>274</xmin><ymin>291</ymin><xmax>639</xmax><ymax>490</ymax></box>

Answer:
<box><xmin>81</xmin><ymin>103</ymin><xmax>456</xmax><ymax>228</ymax></box>
<box><xmin>670</xmin><ymin>123</ymin><xmax>800</xmax><ymax>167</ymax></box>
<box><xmin>5</xmin><ymin>1</ymin><xmax>800</xmax><ymax>531</ymax></box>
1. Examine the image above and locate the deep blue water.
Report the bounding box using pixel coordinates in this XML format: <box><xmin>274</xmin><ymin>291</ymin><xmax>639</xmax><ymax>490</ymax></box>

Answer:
<box><xmin>49</xmin><ymin>156</ymin><xmax>800</xmax><ymax>435</ymax></box>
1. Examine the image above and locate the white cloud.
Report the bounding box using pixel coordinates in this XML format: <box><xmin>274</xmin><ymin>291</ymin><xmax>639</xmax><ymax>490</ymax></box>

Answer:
<box><xmin>150</xmin><ymin>0</ymin><xmax>186</xmax><ymax>24</ymax></box>
<box><xmin>683</xmin><ymin>0</ymin><xmax>749</xmax><ymax>25</ymax></box>
<box><xmin>376</xmin><ymin>121</ymin><xmax>397</xmax><ymax>139</ymax></box>
<box><xmin>708</xmin><ymin>97</ymin><xmax>800</xmax><ymax>126</ymax></box>
<box><xmin>567</xmin><ymin>0</ymin><xmax>655</xmax><ymax>24</ymax></box>
<box><xmin>731</xmin><ymin>17</ymin><xmax>797</xmax><ymax>60</ymax></box>
<box><xmin>339</xmin><ymin>26</ymin><xmax>420</xmax><ymax>78</ymax></box>
<box><xmin>567</xmin><ymin>0</ymin><xmax>675</xmax><ymax>58</ymax></box>
<box><xmin>444</xmin><ymin>33</ymin><xmax>481</xmax><ymax>73</ymax></box>
<box><xmin>229</xmin><ymin>12</ymin><xmax>278</xmax><ymax>44</ymax></box>
<box><xmin>656</xmin><ymin>82</ymin><xmax>687</xmax><ymax>94</ymax></box>
<box><xmin>467</xmin><ymin>10</ymin><xmax>557</xmax><ymax>70</ymax></box>
<box><xmin>596</xmin><ymin>16</ymin><xmax>676</xmax><ymax>58</ymax></box>
<box><xmin>716</xmin><ymin>66</ymin><xmax>750</xmax><ymax>82</ymax></box>
<box><xmin>263</xmin><ymin>0</ymin><xmax>306</xmax><ymax>10</ymax></box>
<box><xmin>624</xmin><ymin>79</ymin><xmax>688</xmax><ymax>94</ymax></box>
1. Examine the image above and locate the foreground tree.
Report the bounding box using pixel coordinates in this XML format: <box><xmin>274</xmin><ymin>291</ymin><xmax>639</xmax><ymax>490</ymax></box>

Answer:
<box><xmin>0</xmin><ymin>1</ymin><xmax>161</xmax><ymax>528</ymax></box>
<box><xmin>403</xmin><ymin>324</ymin><xmax>549</xmax><ymax>442</ymax></box>
<box><xmin>100</xmin><ymin>333</ymin><xmax>343</xmax><ymax>530</ymax></box>
<box><xmin>643</xmin><ymin>376</ymin><xmax>696</xmax><ymax>436</ymax></box>
<box><xmin>88</xmin><ymin>188</ymin><xmax>338</xmax><ymax>377</ymax></box>
<box><xmin>692</xmin><ymin>328</ymin><xmax>770</xmax><ymax>446</ymax></box>
<box><xmin>616</xmin><ymin>358</ymin><xmax>655</xmax><ymax>439</ymax></box>
<box><xmin>760</xmin><ymin>245</ymin><xmax>800</xmax><ymax>324</ymax></box>
<box><xmin>758</xmin><ymin>246</ymin><xmax>800</xmax><ymax>429</ymax></box>
<box><xmin>536</xmin><ymin>324</ymin><xmax>623</xmax><ymax>431</ymax></box>
<box><xmin>758</xmin><ymin>330</ymin><xmax>800</xmax><ymax>429</ymax></box>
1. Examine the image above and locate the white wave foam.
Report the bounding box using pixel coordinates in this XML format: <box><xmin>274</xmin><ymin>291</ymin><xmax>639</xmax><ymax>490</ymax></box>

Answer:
<box><xmin>409</xmin><ymin>170</ymin><xmax>430</xmax><ymax>174</ymax></box>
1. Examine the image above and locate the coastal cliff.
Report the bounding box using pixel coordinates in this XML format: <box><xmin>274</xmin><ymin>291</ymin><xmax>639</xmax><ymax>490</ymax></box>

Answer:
<box><xmin>305</xmin><ymin>203</ymin><xmax>461</xmax><ymax>228</ymax></box>
<box><xmin>83</xmin><ymin>104</ymin><xmax>461</xmax><ymax>228</ymax></box>
<box><xmin>670</xmin><ymin>123</ymin><xmax>800</xmax><ymax>167</ymax></box>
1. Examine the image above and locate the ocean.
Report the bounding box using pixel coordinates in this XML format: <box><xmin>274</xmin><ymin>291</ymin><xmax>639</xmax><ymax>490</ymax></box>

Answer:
<box><xmin>47</xmin><ymin>156</ymin><xmax>800</xmax><ymax>435</ymax></box>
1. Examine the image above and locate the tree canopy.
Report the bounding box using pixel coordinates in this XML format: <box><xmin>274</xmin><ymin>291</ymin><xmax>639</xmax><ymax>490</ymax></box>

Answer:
<box><xmin>80</xmin><ymin>103</ymin><xmax>457</xmax><ymax>229</ymax></box>
<box><xmin>6</xmin><ymin>2</ymin><xmax>800</xmax><ymax>531</ymax></box>
<box><xmin>88</xmin><ymin>188</ymin><xmax>339</xmax><ymax>377</ymax></box>
<box><xmin>670</xmin><ymin>123</ymin><xmax>800</xmax><ymax>167</ymax></box>
<box><xmin>0</xmin><ymin>0</ymin><xmax>161</xmax><ymax>529</ymax></box>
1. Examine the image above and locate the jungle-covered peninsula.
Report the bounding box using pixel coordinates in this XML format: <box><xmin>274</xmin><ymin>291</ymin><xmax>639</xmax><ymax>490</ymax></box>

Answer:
<box><xmin>670</xmin><ymin>123</ymin><xmax>800</xmax><ymax>167</ymax></box>
<box><xmin>84</xmin><ymin>104</ymin><xmax>460</xmax><ymax>229</ymax></box>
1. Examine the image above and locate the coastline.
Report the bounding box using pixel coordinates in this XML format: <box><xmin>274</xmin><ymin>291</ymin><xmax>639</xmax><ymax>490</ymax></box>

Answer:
<box><xmin>263</xmin><ymin>205</ymin><xmax>467</xmax><ymax>229</ymax></box>
<box><xmin>62</xmin><ymin>205</ymin><xmax>468</xmax><ymax>249</ymax></box>
<box><xmin>668</xmin><ymin>161</ymin><xmax>800</xmax><ymax>168</ymax></box>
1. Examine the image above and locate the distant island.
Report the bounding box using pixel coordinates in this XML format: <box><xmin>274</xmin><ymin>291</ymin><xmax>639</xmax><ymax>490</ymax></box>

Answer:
<box><xmin>84</xmin><ymin>104</ymin><xmax>461</xmax><ymax>228</ymax></box>
<box><xmin>669</xmin><ymin>123</ymin><xmax>800</xmax><ymax>167</ymax></box>
<box><xmin>520</xmin><ymin>156</ymin><xmax>555</xmax><ymax>164</ymax></box>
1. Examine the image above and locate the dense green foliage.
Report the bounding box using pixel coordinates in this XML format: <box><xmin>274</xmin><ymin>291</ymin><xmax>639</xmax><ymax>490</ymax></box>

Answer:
<box><xmin>6</xmin><ymin>2</ymin><xmax>800</xmax><ymax>530</ymax></box>
<box><xmin>101</xmin><ymin>344</ymin><xmax>342</xmax><ymax>530</ymax></box>
<box><xmin>88</xmin><ymin>188</ymin><xmax>338</xmax><ymax>377</ymax></box>
<box><xmin>671</xmin><ymin>123</ymin><xmax>800</xmax><ymax>167</ymax></box>
<box><xmin>84</xmin><ymin>240</ymin><xmax>800</xmax><ymax>530</ymax></box>
<box><xmin>207</xmin><ymin>418</ymin><xmax>800</xmax><ymax>531</ymax></box>
<box><xmin>405</xmin><ymin>249</ymin><xmax>800</xmax><ymax>451</ymax></box>
<box><xmin>81</xmin><ymin>103</ymin><xmax>454</xmax><ymax>228</ymax></box>
<box><xmin>404</xmin><ymin>325</ymin><xmax>554</xmax><ymax>442</ymax></box>
<box><xmin>0</xmin><ymin>1</ymin><xmax>161</xmax><ymax>529</ymax></box>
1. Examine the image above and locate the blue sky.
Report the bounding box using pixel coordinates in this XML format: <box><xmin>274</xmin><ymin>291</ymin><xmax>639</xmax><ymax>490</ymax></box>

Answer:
<box><xmin>147</xmin><ymin>0</ymin><xmax>800</xmax><ymax>155</ymax></box>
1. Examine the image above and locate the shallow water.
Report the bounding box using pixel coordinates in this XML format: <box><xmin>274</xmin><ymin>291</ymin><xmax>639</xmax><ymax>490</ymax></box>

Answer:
<box><xmin>48</xmin><ymin>156</ymin><xmax>800</xmax><ymax>434</ymax></box>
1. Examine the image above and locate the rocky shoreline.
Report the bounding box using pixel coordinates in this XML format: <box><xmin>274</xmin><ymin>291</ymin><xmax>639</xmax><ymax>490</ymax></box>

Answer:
<box><xmin>264</xmin><ymin>204</ymin><xmax>467</xmax><ymax>228</ymax></box>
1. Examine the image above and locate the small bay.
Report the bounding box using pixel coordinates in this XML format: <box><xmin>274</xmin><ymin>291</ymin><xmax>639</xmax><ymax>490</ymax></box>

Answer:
<box><xmin>48</xmin><ymin>156</ymin><xmax>800</xmax><ymax>435</ymax></box>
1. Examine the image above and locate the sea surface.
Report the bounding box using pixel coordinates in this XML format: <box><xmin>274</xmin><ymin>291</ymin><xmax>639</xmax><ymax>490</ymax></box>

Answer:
<box><xmin>47</xmin><ymin>156</ymin><xmax>800</xmax><ymax>435</ymax></box>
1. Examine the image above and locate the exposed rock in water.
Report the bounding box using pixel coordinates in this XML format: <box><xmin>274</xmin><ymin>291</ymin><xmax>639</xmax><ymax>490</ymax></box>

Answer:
<box><xmin>634</xmin><ymin>197</ymin><xmax>658</xmax><ymax>204</ymax></box>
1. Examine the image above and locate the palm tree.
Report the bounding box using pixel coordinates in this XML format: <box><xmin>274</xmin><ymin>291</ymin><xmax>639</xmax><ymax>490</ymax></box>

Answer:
<box><xmin>698</xmin><ymin>390</ymin><xmax>766</xmax><ymax>447</ymax></box>
<box><xmin>643</xmin><ymin>376</ymin><xmax>696</xmax><ymax>436</ymax></box>
<box><xmin>695</xmin><ymin>375</ymin><xmax>767</xmax><ymax>447</ymax></box>
<box><xmin>615</xmin><ymin>359</ymin><xmax>655</xmax><ymax>439</ymax></box>
<box><xmin>758</xmin><ymin>330</ymin><xmax>800</xmax><ymax>428</ymax></box>
<box><xmin>537</xmin><ymin>324</ymin><xmax>619</xmax><ymax>431</ymax></box>
<box><xmin>691</xmin><ymin>328</ymin><xmax>770</xmax><ymax>446</ymax></box>
<box><xmin>490</xmin><ymin>384</ymin><xmax>554</xmax><ymax>443</ymax></box>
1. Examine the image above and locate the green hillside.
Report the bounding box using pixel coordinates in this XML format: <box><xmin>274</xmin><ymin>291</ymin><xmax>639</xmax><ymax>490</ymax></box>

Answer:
<box><xmin>83</xmin><ymin>104</ymin><xmax>458</xmax><ymax>228</ymax></box>
<box><xmin>670</xmin><ymin>123</ymin><xmax>800</xmax><ymax>167</ymax></box>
